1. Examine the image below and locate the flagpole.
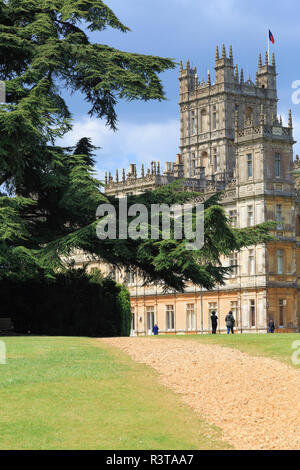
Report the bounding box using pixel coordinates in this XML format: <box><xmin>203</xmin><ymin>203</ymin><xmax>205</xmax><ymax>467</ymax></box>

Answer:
<box><xmin>268</xmin><ymin>30</ymin><xmax>269</xmax><ymax>64</ymax></box>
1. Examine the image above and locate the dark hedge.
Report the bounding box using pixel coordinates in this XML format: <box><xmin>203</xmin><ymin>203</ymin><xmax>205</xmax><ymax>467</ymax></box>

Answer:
<box><xmin>0</xmin><ymin>270</ymin><xmax>131</xmax><ymax>337</ymax></box>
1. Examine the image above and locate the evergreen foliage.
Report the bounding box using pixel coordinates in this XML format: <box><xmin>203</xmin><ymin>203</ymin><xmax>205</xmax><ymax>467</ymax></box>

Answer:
<box><xmin>0</xmin><ymin>1</ymin><xmax>275</xmax><ymax>293</ymax></box>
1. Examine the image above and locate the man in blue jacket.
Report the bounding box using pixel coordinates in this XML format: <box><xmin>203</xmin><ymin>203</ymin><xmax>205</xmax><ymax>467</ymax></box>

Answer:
<box><xmin>152</xmin><ymin>324</ymin><xmax>159</xmax><ymax>335</ymax></box>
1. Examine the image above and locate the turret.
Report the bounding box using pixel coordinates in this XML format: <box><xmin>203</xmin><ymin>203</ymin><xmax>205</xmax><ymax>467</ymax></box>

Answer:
<box><xmin>179</xmin><ymin>59</ymin><xmax>198</xmax><ymax>95</ymax></box>
<box><xmin>256</xmin><ymin>50</ymin><xmax>277</xmax><ymax>93</ymax></box>
<box><xmin>214</xmin><ymin>44</ymin><xmax>234</xmax><ymax>84</ymax></box>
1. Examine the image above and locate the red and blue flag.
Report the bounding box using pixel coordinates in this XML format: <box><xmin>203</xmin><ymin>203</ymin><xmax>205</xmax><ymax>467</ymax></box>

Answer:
<box><xmin>269</xmin><ymin>30</ymin><xmax>275</xmax><ymax>44</ymax></box>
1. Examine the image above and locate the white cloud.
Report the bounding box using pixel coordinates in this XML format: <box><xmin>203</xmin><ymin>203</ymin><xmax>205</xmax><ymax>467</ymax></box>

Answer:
<box><xmin>59</xmin><ymin>117</ymin><xmax>180</xmax><ymax>181</ymax></box>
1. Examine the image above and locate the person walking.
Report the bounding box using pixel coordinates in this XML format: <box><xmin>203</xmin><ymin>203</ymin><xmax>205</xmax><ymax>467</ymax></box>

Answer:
<box><xmin>268</xmin><ymin>318</ymin><xmax>275</xmax><ymax>333</ymax></box>
<box><xmin>152</xmin><ymin>324</ymin><xmax>159</xmax><ymax>335</ymax></box>
<box><xmin>225</xmin><ymin>310</ymin><xmax>235</xmax><ymax>334</ymax></box>
<box><xmin>210</xmin><ymin>311</ymin><xmax>218</xmax><ymax>334</ymax></box>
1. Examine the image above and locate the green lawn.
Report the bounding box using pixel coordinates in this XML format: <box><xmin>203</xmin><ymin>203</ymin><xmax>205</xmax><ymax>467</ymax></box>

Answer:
<box><xmin>157</xmin><ymin>333</ymin><xmax>300</xmax><ymax>368</ymax></box>
<box><xmin>0</xmin><ymin>336</ymin><xmax>229</xmax><ymax>450</ymax></box>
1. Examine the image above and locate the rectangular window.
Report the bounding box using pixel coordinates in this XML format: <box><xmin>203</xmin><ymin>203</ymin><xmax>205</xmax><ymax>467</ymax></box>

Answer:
<box><xmin>186</xmin><ymin>303</ymin><xmax>196</xmax><ymax>331</ymax></box>
<box><xmin>275</xmin><ymin>154</ymin><xmax>281</xmax><ymax>178</ymax></box>
<box><xmin>247</xmin><ymin>205</ymin><xmax>254</xmax><ymax>226</ymax></box>
<box><xmin>208</xmin><ymin>302</ymin><xmax>217</xmax><ymax>314</ymax></box>
<box><xmin>166</xmin><ymin>305</ymin><xmax>175</xmax><ymax>331</ymax></box>
<box><xmin>230</xmin><ymin>301</ymin><xmax>239</xmax><ymax>326</ymax></box>
<box><xmin>250</xmin><ymin>300</ymin><xmax>255</xmax><ymax>327</ymax></box>
<box><xmin>249</xmin><ymin>249</ymin><xmax>255</xmax><ymax>275</ymax></box>
<box><xmin>275</xmin><ymin>204</ymin><xmax>283</xmax><ymax>229</ymax></box>
<box><xmin>279</xmin><ymin>299</ymin><xmax>285</xmax><ymax>327</ymax></box>
<box><xmin>146</xmin><ymin>306</ymin><xmax>155</xmax><ymax>333</ymax></box>
<box><xmin>213</xmin><ymin>148</ymin><xmax>217</xmax><ymax>172</ymax></box>
<box><xmin>229</xmin><ymin>252</ymin><xmax>238</xmax><ymax>277</ymax></box>
<box><xmin>208</xmin><ymin>302</ymin><xmax>218</xmax><ymax>327</ymax></box>
<box><xmin>212</xmin><ymin>105</ymin><xmax>217</xmax><ymax>130</ymax></box>
<box><xmin>191</xmin><ymin>159</ymin><xmax>196</xmax><ymax>176</ymax></box>
<box><xmin>126</xmin><ymin>269</ymin><xmax>136</xmax><ymax>285</ymax></box>
<box><xmin>229</xmin><ymin>209</ymin><xmax>237</xmax><ymax>227</ymax></box>
<box><xmin>191</xmin><ymin>111</ymin><xmax>196</xmax><ymax>135</ymax></box>
<box><xmin>277</xmin><ymin>249</ymin><xmax>284</xmax><ymax>274</ymax></box>
<box><xmin>109</xmin><ymin>265</ymin><xmax>117</xmax><ymax>281</ymax></box>
<box><xmin>131</xmin><ymin>307</ymin><xmax>135</xmax><ymax>331</ymax></box>
<box><xmin>247</xmin><ymin>154</ymin><xmax>253</xmax><ymax>178</ymax></box>
<box><xmin>191</xmin><ymin>152</ymin><xmax>196</xmax><ymax>177</ymax></box>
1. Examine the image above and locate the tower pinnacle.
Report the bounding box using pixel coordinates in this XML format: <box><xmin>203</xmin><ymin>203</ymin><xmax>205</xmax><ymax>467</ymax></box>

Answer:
<box><xmin>288</xmin><ymin>109</ymin><xmax>293</xmax><ymax>127</ymax></box>
<box><xmin>265</xmin><ymin>51</ymin><xmax>268</xmax><ymax>66</ymax></box>
<box><xmin>222</xmin><ymin>43</ymin><xmax>226</xmax><ymax>58</ymax></box>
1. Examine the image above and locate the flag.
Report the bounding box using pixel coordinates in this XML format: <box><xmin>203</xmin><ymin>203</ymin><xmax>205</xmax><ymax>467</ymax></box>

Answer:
<box><xmin>269</xmin><ymin>29</ymin><xmax>275</xmax><ymax>44</ymax></box>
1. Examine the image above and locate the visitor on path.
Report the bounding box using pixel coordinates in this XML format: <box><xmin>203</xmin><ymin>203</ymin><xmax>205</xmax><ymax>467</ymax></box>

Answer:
<box><xmin>268</xmin><ymin>318</ymin><xmax>275</xmax><ymax>333</ymax></box>
<box><xmin>152</xmin><ymin>324</ymin><xmax>159</xmax><ymax>335</ymax></box>
<box><xmin>210</xmin><ymin>311</ymin><xmax>218</xmax><ymax>334</ymax></box>
<box><xmin>225</xmin><ymin>311</ymin><xmax>235</xmax><ymax>334</ymax></box>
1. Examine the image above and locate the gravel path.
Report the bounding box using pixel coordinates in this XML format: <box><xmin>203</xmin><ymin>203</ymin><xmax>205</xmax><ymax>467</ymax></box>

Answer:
<box><xmin>101</xmin><ymin>337</ymin><xmax>300</xmax><ymax>450</ymax></box>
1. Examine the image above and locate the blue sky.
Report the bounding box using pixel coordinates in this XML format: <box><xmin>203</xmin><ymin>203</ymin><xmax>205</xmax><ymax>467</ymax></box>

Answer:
<box><xmin>59</xmin><ymin>0</ymin><xmax>300</xmax><ymax>180</ymax></box>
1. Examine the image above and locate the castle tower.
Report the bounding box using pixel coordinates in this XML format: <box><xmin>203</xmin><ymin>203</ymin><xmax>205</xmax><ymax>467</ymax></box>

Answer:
<box><xmin>179</xmin><ymin>46</ymin><xmax>278</xmax><ymax>184</ymax></box>
<box><xmin>99</xmin><ymin>45</ymin><xmax>299</xmax><ymax>335</ymax></box>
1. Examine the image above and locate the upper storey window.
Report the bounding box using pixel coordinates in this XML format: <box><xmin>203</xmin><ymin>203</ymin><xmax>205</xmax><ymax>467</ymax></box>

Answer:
<box><xmin>275</xmin><ymin>154</ymin><xmax>281</xmax><ymax>177</ymax></box>
<box><xmin>247</xmin><ymin>205</ymin><xmax>254</xmax><ymax>226</ymax></box>
<box><xmin>191</xmin><ymin>152</ymin><xmax>196</xmax><ymax>177</ymax></box>
<box><xmin>229</xmin><ymin>210</ymin><xmax>237</xmax><ymax>227</ymax></box>
<box><xmin>201</xmin><ymin>108</ymin><xmax>208</xmax><ymax>132</ymax></box>
<box><xmin>247</xmin><ymin>154</ymin><xmax>253</xmax><ymax>179</ymax></box>
<box><xmin>277</xmin><ymin>249</ymin><xmax>284</xmax><ymax>274</ymax></box>
<box><xmin>191</xmin><ymin>110</ymin><xmax>196</xmax><ymax>135</ymax></box>
<box><xmin>275</xmin><ymin>204</ymin><xmax>283</xmax><ymax>229</ymax></box>
<box><xmin>212</xmin><ymin>105</ymin><xmax>217</xmax><ymax>130</ymax></box>
<box><xmin>213</xmin><ymin>148</ymin><xmax>218</xmax><ymax>172</ymax></box>
<box><xmin>246</xmin><ymin>106</ymin><xmax>253</xmax><ymax>121</ymax></box>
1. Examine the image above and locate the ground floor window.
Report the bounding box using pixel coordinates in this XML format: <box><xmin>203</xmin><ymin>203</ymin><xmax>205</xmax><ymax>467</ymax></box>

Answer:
<box><xmin>250</xmin><ymin>299</ymin><xmax>255</xmax><ymax>327</ymax></box>
<box><xmin>186</xmin><ymin>303</ymin><xmax>196</xmax><ymax>330</ymax></box>
<box><xmin>130</xmin><ymin>307</ymin><xmax>136</xmax><ymax>337</ymax></box>
<box><xmin>230</xmin><ymin>301</ymin><xmax>239</xmax><ymax>326</ymax></box>
<box><xmin>166</xmin><ymin>305</ymin><xmax>175</xmax><ymax>331</ymax></box>
<box><xmin>208</xmin><ymin>302</ymin><xmax>217</xmax><ymax>315</ymax></box>
<box><xmin>146</xmin><ymin>306</ymin><xmax>155</xmax><ymax>334</ymax></box>
<box><xmin>208</xmin><ymin>302</ymin><xmax>218</xmax><ymax>330</ymax></box>
<box><xmin>279</xmin><ymin>299</ymin><xmax>285</xmax><ymax>327</ymax></box>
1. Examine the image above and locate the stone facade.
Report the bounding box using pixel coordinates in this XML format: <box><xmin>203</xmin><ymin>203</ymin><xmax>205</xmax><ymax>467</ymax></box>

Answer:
<box><xmin>73</xmin><ymin>45</ymin><xmax>300</xmax><ymax>335</ymax></box>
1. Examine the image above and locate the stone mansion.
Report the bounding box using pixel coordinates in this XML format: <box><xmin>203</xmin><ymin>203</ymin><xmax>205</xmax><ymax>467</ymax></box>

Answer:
<box><xmin>73</xmin><ymin>45</ymin><xmax>300</xmax><ymax>335</ymax></box>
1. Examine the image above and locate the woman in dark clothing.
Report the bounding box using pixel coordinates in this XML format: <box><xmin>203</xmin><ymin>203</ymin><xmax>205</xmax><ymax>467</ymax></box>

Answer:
<box><xmin>268</xmin><ymin>318</ymin><xmax>275</xmax><ymax>333</ymax></box>
<box><xmin>210</xmin><ymin>311</ymin><xmax>218</xmax><ymax>334</ymax></box>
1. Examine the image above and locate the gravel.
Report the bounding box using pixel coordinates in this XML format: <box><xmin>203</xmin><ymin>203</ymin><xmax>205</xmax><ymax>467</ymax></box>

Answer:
<box><xmin>101</xmin><ymin>337</ymin><xmax>300</xmax><ymax>450</ymax></box>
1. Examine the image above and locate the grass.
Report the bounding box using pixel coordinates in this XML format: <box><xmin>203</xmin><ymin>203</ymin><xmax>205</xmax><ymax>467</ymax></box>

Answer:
<box><xmin>0</xmin><ymin>336</ymin><xmax>230</xmax><ymax>450</ymax></box>
<box><xmin>157</xmin><ymin>333</ymin><xmax>300</xmax><ymax>368</ymax></box>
